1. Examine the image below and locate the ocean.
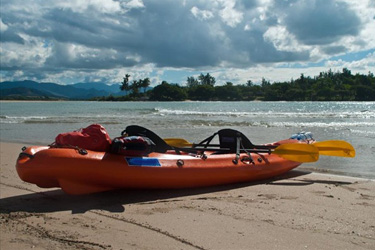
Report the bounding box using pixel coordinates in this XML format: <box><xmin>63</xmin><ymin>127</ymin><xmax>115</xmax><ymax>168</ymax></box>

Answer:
<box><xmin>1</xmin><ymin>101</ymin><xmax>374</xmax><ymax>179</ymax></box>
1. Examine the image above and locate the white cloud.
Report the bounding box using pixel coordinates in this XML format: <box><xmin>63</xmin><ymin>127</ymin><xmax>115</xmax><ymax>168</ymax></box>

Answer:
<box><xmin>263</xmin><ymin>25</ymin><xmax>309</xmax><ymax>53</ymax></box>
<box><xmin>0</xmin><ymin>18</ymin><xmax>8</xmax><ymax>32</ymax></box>
<box><xmin>57</xmin><ymin>0</ymin><xmax>122</xmax><ymax>13</ymax></box>
<box><xmin>123</xmin><ymin>0</ymin><xmax>145</xmax><ymax>9</ymax></box>
<box><xmin>191</xmin><ymin>6</ymin><xmax>214</xmax><ymax>20</ymax></box>
<box><xmin>326</xmin><ymin>51</ymin><xmax>375</xmax><ymax>71</ymax></box>
<box><xmin>0</xmin><ymin>34</ymin><xmax>51</xmax><ymax>69</ymax></box>
<box><xmin>218</xmin><ymin>0</ymin><xmax>243</xmax><ymax>27</ymax></box>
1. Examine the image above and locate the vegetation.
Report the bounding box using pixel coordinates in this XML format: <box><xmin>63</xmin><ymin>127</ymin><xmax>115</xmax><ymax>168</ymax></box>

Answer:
<box><xmin>149</xmin><ymin>81</ymin><xmax>187</xmax><ymax>101</ymax></box>
<box><xmin>97</xmin><ymin>68</ymin><xmax>374</xmax><ymax>101</ymax></box>
<box><xmin>2</xmin><ymin>68</ymin><xmax>373</xmax><ymax>101</ymax></box>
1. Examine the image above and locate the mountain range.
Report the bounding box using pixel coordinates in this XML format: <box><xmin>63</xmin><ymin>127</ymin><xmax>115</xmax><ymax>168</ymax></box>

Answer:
<box><xmin>0</xmin><ymin>80</ymin><xmax>126</xmax><ymax>100</ymax></box>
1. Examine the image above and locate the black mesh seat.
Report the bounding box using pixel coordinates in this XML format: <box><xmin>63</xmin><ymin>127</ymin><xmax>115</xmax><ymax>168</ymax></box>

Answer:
<box><xmin>217</xmin><ymin>129</ymin><xmax>255</xmax><ymax>152</ymax></box>
<box><xmin>194</xmin><ymin>128</ymin><xmax>256</xmax><ymax>153</ymax></box>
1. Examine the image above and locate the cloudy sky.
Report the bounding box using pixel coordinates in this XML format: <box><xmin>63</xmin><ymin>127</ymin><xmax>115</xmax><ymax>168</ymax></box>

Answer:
<box><xmin>1</xmin><ymin>0</ymin><xmax>374</xmax><ymax>86</ymax></box>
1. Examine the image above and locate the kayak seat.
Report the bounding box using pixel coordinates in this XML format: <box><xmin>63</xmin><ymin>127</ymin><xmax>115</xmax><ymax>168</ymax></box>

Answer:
<box><xmin>217</xmin><ymin>129</ymin><xmax>255</xmax><ymax>153</ymax></box>
<box><xmin>194</xmin><ymin>128</ymin><xmax>256</xmax><ymax>154</ymax></box>
<box><xmin>123</xmin><ymin>125</ymin><xmax>173</xmax><ymax>153</ymax></box>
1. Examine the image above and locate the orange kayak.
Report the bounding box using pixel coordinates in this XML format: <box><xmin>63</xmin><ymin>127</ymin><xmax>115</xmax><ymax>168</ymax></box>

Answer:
<box><xmin>16</xmin><ymin>138</ymin><xmax>304</xmax><ymax>195</ymax></box>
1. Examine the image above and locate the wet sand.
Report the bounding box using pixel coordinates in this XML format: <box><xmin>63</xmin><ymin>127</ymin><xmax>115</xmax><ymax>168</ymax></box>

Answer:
<box><xmin>1</xmin><ymin>142</ymin><xmax>374</xmax><ymax>249</ymax></box>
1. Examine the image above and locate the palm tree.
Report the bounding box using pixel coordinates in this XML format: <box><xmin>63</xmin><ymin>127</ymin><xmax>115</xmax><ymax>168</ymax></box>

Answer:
<box><xmin>120</xmin><ymin>74</ymin><xmax>131</xmax><ymax>92</ymax></box>
<box><xmin>198</xmin><ymin>73</ymin><xmax>215</xmax><ymax>86</ymax></box>
<box><xmin>141</xmin><ymin>78</ymin><xmax>150</xmax><ymax>93</ymax></box>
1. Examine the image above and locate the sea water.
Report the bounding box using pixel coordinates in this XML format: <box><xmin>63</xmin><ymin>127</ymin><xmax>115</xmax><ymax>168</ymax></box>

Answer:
<box><xmin>1</xmin><ymin>101</ymin><xmax>374</xmax><ymax>179</ymax></box>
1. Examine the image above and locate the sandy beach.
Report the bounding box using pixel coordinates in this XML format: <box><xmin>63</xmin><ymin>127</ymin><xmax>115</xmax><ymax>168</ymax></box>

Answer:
<box><xmin>1</xmin><ymin>142</ymin><xmax>374</xmax><ymax>250</ymax></box>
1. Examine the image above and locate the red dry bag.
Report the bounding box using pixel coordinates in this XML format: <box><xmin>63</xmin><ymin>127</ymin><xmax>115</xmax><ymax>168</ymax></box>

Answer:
<box><xmin>55</xmin><ymin>124</ymin><xmax>111</xmax><ymax>152</ymax></box>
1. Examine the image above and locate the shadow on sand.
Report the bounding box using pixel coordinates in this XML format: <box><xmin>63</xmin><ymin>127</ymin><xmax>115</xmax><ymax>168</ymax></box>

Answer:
<box><xmin>0</xmin><ymin>170</ymin><xmax>353</xmax><ymax>214</ymax></box>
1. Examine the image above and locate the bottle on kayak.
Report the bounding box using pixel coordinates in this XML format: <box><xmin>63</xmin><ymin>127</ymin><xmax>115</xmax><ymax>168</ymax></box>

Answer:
<box><xmin>290</xmin><ymin>132</ymin><xmax>313</xmax><ymax>141</ymax></box>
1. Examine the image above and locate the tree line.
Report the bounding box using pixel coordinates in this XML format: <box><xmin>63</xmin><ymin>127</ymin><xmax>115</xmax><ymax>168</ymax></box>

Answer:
<box><xmin>95</xmin><ymin>68</ymin><xmax>375</xmax><ymax>101</ymax></box>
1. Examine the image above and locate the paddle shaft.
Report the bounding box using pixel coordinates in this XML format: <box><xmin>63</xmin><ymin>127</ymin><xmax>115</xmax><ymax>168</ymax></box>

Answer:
<box><xmin>166</xmin><ymin>138</ymin><xmax>355</xmax><ymax>159</ymax></box>
<box><xmin>192</xmin><ymin>143</ymin><xmax>276</xmax><ymax>150</ymax></box>
<box><xmin>174</xmin><ymin>147</ymin><xmax>272</xmax><ymax>154</ymax></box>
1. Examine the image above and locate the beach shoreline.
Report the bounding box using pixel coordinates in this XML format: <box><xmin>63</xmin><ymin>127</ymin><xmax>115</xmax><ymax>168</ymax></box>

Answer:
<box><xmin>1</xmin><ymin>141</ymin><xmax>374</xmax><ymax>249</ymax></box>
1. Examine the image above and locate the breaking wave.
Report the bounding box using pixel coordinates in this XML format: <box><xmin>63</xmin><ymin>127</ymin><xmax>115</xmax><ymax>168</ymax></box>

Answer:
<box><xmin>155</xmin><ymin>108</ymin><xmax>375</xmax><ymax>119</ymax></box>
<box><xmin>187</xmin><ymin>119</ymin><xmax>375</xmax><ymax>128</ymax></box>
<box><xmin>0</xmin><ymin>115</ymin><xmax>123</xmax><ymax>124</ymax></box>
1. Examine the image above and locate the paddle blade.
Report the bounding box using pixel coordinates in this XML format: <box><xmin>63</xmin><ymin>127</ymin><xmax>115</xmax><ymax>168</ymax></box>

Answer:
<box><xmin>314</xmin><ymin>140</ymin><xmax>356</xmax><ymax>158</ymax></box>
<box><xmin>164</xmin><ymin>138</ymin><xmax>193</xmax><ymax>147</ymax></box>
<box><xmin>273</xmin><ymin>143</ymin><xmax>319</xmax><ymax>163</ymax></box>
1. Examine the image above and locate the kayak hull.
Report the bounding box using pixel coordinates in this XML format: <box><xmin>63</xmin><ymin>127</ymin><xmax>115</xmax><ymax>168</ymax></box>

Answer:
<box><xmin>16</xmin><ymin>139</ymin><xmax>303</xmax><ymax>195</ymax></box>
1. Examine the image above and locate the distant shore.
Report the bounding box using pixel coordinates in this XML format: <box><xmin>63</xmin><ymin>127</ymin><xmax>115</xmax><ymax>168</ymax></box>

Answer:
<box><xmin>2</xmin><ymin>99</ymin><xmax>374</xmax><ymax>103</ymax></box>
<box><xmin>1</xmin><ymin>141</ymin><xmax>374</xmax><ymax>249</ymax></box>
<box><xmin>2</xmin><ymin>69</ymin><xmax>374</xmax><ymax>101</ymax></box>
<box><xmin>0</xmin><ymin>100</ymin><xmax>68</xmax><ymax>103</ymax></box>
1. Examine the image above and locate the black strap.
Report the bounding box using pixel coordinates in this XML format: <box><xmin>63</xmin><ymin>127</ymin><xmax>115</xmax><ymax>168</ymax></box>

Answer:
<box><xmin>194</xmin><ymin>133</ymin><xmax>217</xmax><ymax>148</ymax></box>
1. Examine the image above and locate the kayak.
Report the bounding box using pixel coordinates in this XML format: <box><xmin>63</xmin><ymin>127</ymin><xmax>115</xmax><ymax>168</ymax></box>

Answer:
<box><xmin>16</xmin><ymin>140</ymin><xmax>307</xmax><ymax>195</ymax></box>
<box><xmin>16</xmin><ymin>126</ymin><xmax>318</xmax><ymax>195</ymax></box>
<box><xmin>16</xmin><ymin>125</ymin><xmax>356</xmax><ymax>195</ymax></box>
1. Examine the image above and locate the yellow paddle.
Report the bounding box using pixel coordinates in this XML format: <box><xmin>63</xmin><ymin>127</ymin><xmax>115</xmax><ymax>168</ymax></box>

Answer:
<box><xmin>164</xmin><ymin>138</ymin><xmax>319</xmax><ymax>162</ymax></box>
<box><xmin>313</xmin><ymin>140</ymin><xmax>356</xmax><ymax>158</ymax></box>
<box><xmin>164</xmin><ymin>138</ymin><xmax>192</xmax><ymax>147</ymax></box>
<box><xmin>165</xmin><ymin>138</ymin><xmax>356</xmax><ymax>158</ymax></box>
<box><xmin>273</xmin><ymin>143</ymin><xmax>319</xmax><ymax>162</ymax></box>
